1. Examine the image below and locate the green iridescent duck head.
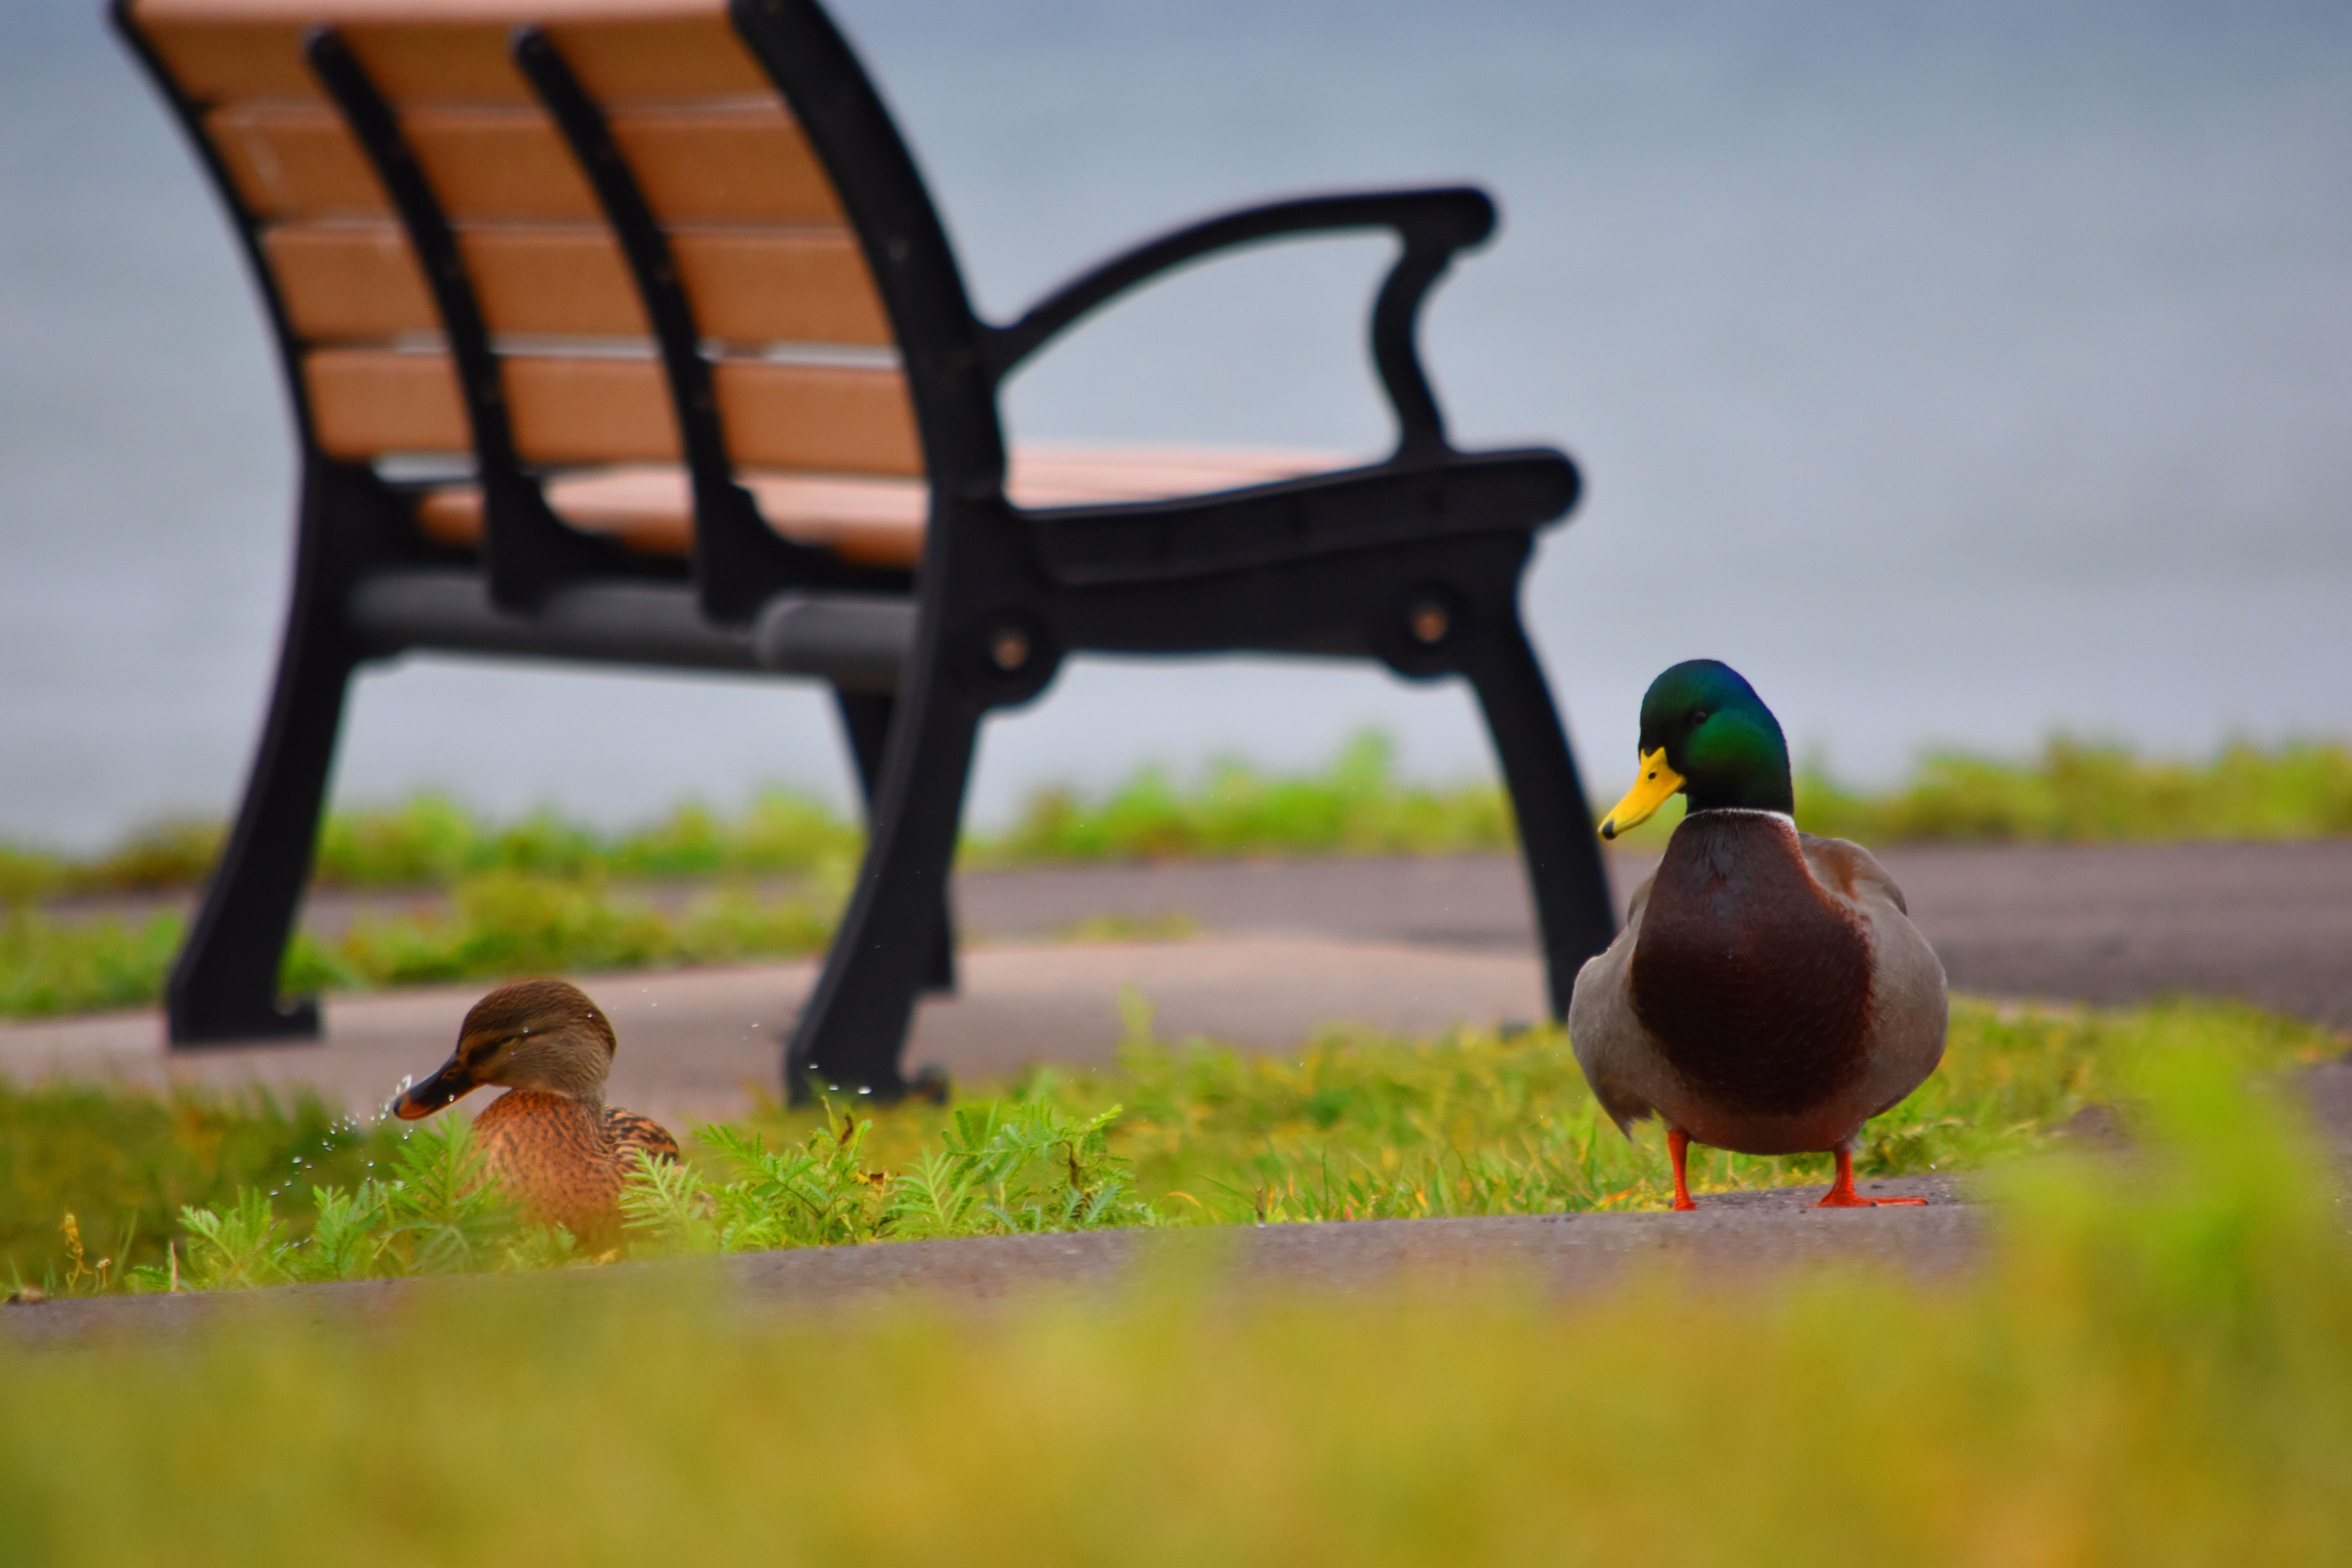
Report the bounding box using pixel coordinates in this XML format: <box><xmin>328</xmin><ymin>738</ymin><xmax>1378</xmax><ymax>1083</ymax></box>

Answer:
<box><xmin>1598</xmin><ymin>660</ymin><xmax>1794</xmax><ymax>838</ymax></box>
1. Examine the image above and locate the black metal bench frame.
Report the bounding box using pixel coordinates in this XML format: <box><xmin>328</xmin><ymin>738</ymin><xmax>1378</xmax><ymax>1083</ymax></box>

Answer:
<box><xmin>116</xmin><ymin>0</ymin><xmax>1617</xmax><ymax>1097</ymax></box>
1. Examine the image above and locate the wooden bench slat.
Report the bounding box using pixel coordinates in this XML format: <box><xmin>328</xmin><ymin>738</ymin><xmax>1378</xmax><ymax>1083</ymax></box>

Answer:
<box><xmin>710</xmin><ymin>359</ymin><xmax>919</xmax><ymax>473</ymax></box>
<box><xmin>542</xmin><ymin>15</ymin><xmax>772</xmax><ymax>104</ymax></box>
<box><xmin>608</xmin><ymin>106</ymin><xmax>844</xmax><ymax>227</ymax></box>
<box><xmin>138</xmin><ymin>18</ymin><xmax>321</xmax><ymax>100</ymax></box>
<box><xmin>265</xmin><ymin>222</ymin><xmax>439</xmax><ymax>339</ymax></box>
<box><xmin>673</xmin><ymin>230</ymin><xmax>891</xmax><ymax>347</ymax></box>
<box><xmin>266</xmin><ymin>224</ymin><xmax>888</xmax><ymax>347</ymax></box>
<box><xmin>210</xmin><ymin>103</ymin><xmax>392</xmax><ymax>218</ymax></box>
<box><xmin>268</xmin><ymin>222</ymin><xmax>644</xmax><ymax>340</ymax></box>
<box><xmin>303</xmin><ymin>348</ymin><xmax>920</xmax><ymax>471</ymax></box>
<box><xmin>408</xmin><ymin>449</ymin><xmax>1338</xmax><ymax>567</ymax></box>
<box><xmin>137</xmin><ymin>0</ymin><xmax>731</xmax><ymax>16</ymax></box>
<box><xmin>141</xmin><ymin>10</ymin><xmax>769</xmax><ymax>110</ymax></box>
<box><xmin>211</xmin><ymin>102</ymin><xmax>838</xmax><ymax>224</ymax></box>
<box><xmin>414</xmin><ymin>465</ymin><xmax>927</xmax><ymax>564</ymax></box>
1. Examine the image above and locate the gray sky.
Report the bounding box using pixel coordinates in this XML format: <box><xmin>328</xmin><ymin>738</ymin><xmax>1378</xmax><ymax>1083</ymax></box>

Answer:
<box><xmin>2</xmin><ymin>0</ymin><xmax>2347</xmax><ymax>847</ymax></box>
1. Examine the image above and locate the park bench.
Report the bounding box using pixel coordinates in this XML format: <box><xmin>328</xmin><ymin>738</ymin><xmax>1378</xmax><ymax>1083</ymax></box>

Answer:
<box><xmin>117</xmin><ymin>0</ymin><xmax>1617</xmax><ymax>1098</ymax></box>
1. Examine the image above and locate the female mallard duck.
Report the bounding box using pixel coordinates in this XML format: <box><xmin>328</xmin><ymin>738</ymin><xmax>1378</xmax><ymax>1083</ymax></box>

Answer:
<box><xmin>1568</xmin><ymin>660</ymin><xmax>1946</xmax><ymax>1210</ymax></box>
<box><xmin>392</xmin><ymin>978</ymin><xmax>678</xmax><ymax>1244</ymax></box>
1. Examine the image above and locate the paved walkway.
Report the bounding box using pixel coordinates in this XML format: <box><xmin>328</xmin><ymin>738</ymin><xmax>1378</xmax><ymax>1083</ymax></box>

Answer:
<box><xmin>2</xmin><ymin>1178</ymin><xmax>1976</xmax><ymax>1342</ymax></box>
<box><xmin>0</xmin><ymin>937</ymin><xmax>1546</xmax><ymax>1125</ymax></box>
<box><xmin>959</xmin><ymin>839</ymin><xmax>2352</xmax><ymax>1031</ymax></box>
<box><xmin>2</xmin><ymin>842</ymin><xmax>2345</xmax><ymax>1123</ymax></box>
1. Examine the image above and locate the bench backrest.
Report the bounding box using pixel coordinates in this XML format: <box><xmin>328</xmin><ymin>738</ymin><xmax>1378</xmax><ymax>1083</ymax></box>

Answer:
<box><xmin>124</xmin><ymin>0</ymin><xmax>925</xmax><ymax>485</ymax></box>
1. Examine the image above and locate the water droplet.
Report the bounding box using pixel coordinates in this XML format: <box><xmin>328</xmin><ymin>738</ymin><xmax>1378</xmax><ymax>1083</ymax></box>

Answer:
<box><xmin>377</xmin><ymin>1074</ymin><xmax>417</xmax><ymax>1123</ymax></box>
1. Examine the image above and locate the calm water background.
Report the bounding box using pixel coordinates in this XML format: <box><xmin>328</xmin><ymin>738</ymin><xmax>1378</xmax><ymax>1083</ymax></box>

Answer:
<box><xmin>2</xmin><ymin>0</ymin><xmax>2347</xmax><ymax>850</ymax></box>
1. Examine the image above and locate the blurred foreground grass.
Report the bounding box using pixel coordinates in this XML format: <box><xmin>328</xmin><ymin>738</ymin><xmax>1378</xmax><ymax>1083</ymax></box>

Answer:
<box><xmin>4</xmin><ymin>1042</ymin><xmax>2348</xmax><ymax>1564</ymax></box>
<box><xmin>4</xmin><ymin>994</ymin><xmax>2334</xmax><ymax>1290</ymax></box>
<box><xmin>3</xmin><ymin>731</ymin><xmax>2348</xmax><ymax>1020</ymax></box>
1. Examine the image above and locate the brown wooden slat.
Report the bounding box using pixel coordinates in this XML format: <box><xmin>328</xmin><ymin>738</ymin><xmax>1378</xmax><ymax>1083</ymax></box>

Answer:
<box><xmin>212</xmin><ymin>103</ymin><xmax>604</xmax><ymax>223</ymax></box>
<box><xmin>139</xmin><ymin>8</ymin><xmax>766</xmax><ymax>107</ymax></box>
<box><xmin>504</xmin><ymin>356</ymin><xmax>677</xmax><ymax>463</ymax></box>
<box><xmin>145</xmin><ymin>20</ymin><xmax>532</xmax><ymax>103</ymax></box>
<box><xmin>308</xmin><ymin>350</ymin><xmax>675</xmax><ymax>459</ymax></box>
<box><xmin>609</xmin><ymin>106</ymin><xmax>842</xmax><ymax>225</ymax></box>
<box><xmin>541</xmin><ymin>16</ymin><xmax>771</xmax><ymax>103</ymax></box>
<box><xmin>138</xmin><ymin>17</ymin><xmax>319</xmax><ymax>101</ymax></box>
<box><xmin>673</xmin><ymin>231</ymin><xmax>888</xmax><ymax>347</ymax></box>
<box><xmin>713</xmin><ymin>360</ymin><xmax>918</xmax><ymax>474</ymax></box>
<box><xmin>408</xmin><ymin>447</ymin><xmax>1337</xmax><ymax>566</ymax></box>
<box><xmin>266</xmin><ymin>222</ymin><xmax>882</xmax><ymax>346</ymax></box>
<box><xmin>465</xmin><ymin>227</ymin><xmax>651</xmax><ymax>338</ymax></box>
<box><xmin>406</xmin><ymin>110</ymin><xmax>603</xmax><ymax>220</ymax></box>
<box><xmin>265</xmin><ymin>223</ymin><xmax>432</xmax><ymax>339</ymax></box>
<box><xmin>413</xmin><ymin>464</ymin><xmax>927</xmax><ymax>565</ymax></box>
<box><xmin>305</xmin><ymin>346</ymin><xmax>469</xmax><ymax>455</ymax></box>
<box><xmin>209</xmin><ymin>103</ymin><xmax>833</xmax><ymax>225</ymax></box>
<box><xmin>134</xmin><ymin>0</ymin><xmax>733</xmax><ymax>29</ymax></box>
<box><xmin>267</xmin><ymin>222</ymin><xmax>662</xmax><ymax>341</ymax></box>
<box><xmin>140</xmin><ymin>9</ymin><xmax>767</xmax><ymax>108</ymax></box>
<box><xmin>305</xmin><ymin>347</ymin><xmax>918</xmax><ymax>472</ymax></box>
<box><xmin>209</xmin><ymin>103</ymin><xmax>387</xmax><ymax>218</ymax></box>
<box><xmin>341</xmin><ymin>24</ymin><xmax>534</xmax><ymax>103</ymax></box>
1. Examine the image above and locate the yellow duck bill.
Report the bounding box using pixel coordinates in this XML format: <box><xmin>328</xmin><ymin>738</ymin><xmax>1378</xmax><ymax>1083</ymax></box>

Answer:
<box><xmin>1599</xmin><ymin>748</ymin><xmax>1685</xmax><ymax>840</ymax></box>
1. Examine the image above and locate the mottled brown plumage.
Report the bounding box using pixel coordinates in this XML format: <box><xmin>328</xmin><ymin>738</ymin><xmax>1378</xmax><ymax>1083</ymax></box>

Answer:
<box><xmin>394</xmin><ymin>978</ymin><xmax>677</xmax><ymax>1247</ymax></box>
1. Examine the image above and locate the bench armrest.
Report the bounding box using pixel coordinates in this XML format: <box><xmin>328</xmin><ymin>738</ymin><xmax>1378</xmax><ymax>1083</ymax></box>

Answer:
<box><xmin>985</xmin><ymin>186</ymin><xmax>1497</xmax><ymax>461</ymax></box>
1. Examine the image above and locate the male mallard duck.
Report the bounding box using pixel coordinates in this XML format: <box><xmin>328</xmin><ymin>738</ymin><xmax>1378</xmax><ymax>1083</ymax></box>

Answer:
<box><xmin>392</xmin><ymin>978</ymin><xmax>678</xmax><ymax>1244</ymax></box>
<box><xmin>1568</xmin><ymin>660</ymin><xmax>1947</xmax><ymax>1209</ymax></box>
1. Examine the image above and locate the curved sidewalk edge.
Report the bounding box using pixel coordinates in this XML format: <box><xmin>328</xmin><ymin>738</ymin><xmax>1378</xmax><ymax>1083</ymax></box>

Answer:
<box><xmin>0</xmin><ymin>1183</ymin><xmax>1975</xmax><ymax>1345</ymax></box>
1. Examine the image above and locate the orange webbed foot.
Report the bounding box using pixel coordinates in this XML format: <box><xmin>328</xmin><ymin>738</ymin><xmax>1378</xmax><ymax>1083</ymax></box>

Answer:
<box><xmin>1814</xmin><ymin>1149</ymin><xmax>1929</xmax><ymax>1208</ymax></box>
<box><xmin>1814</xmin><ymin>1190</ymin><xmax>1927</xmax><ymax>1209</ymax></box>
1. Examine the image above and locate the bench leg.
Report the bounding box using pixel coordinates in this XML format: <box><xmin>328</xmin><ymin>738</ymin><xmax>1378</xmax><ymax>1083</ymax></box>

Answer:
<box><xmin>789</xmin><ymin>678</ymin><xmax>983</xmax><ymax>1099</ymax></box>
<box><xmin>167</xmin><ymin>618</ymin><xmax>357</xmax><ymax>1045</ymax></box>
<box><xmin>831</xmin><ymin>686</ymin><xmax>956</xmax><ymax>995</ymax></box>
<box><xmin>1459</xmin><ymin>612</ymin><xmax>1617</xmax><ymax>1018</ymax></box>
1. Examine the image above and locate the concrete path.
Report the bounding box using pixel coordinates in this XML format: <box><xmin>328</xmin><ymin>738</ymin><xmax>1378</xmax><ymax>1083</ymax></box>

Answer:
<box><xmin>959</xmin><ymin>840</ymin><xmax>2352</xmax><ymax>1031</ymax></box>
<box><xmin>0</xmin><ymin>1174</ymin><xmax>1974</xmax><ymax>1343</ymax></box>
<box><xmin>0</xmin><ymin>937</ymin><xmax>1546</xmax><ymax>1126</ymax></box>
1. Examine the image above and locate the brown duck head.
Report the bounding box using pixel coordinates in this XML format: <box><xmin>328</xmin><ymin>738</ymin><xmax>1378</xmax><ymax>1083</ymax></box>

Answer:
<box><xmin>393</xmin><ymin>978</ymin><xmax>617</xmax><ymax>1120</ymax></box>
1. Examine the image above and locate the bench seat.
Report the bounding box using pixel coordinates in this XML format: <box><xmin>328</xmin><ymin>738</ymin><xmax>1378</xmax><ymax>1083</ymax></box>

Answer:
<box><xmin>410</xmin><ymin>446</ymin><xmax>1335</xmax><ymax>566</ymax></box>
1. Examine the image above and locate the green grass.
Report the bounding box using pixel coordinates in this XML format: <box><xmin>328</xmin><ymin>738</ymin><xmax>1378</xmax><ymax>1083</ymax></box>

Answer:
<box><xmin>4</xmin><ymin>993</ymin><xmax>2332</xmax><ymax>1292</ymax></box>
<box><xmin>4</xmin><ymin>730</ymin><xmax>2346</xmax><ymax>1021</ymax></box>
<box><xmin>1794</xmin><ymin>735</ymin><xmax>2352</xmax><ymax>845</ymax></box>
<box><xmin>976</xmin><ymin>991</ymin><xmax>2336</xmax><ymax>1223</ymax></box>
<box><xmin>970</xmin><ymin>731</ymin><xmax>1516</xmax><ymax>863</ymax></box>
<box><xmin>2</xmin><ymin>1037</ymin><xmax>2348</xmax><ymax>1564</ymax></box>
<box><xmin>16</xmin><ymin>730</ymin><xmax>2347</xmax><ymax>901</ymax></box>
<box><xmin>7</xmin><ymin>728</ymin><xmax>2347</xmax><ymax>900</ymax></box>
<box><xmin>0</xmin><ymin>790</ymin><xmax>864</xmax><ymax>902</ymax></box>
<box><xmin>0</xmin><ymin>874</ymin><xmax>843</xmax><ymax>1021</ymax></box>
<box><xmin>0</xmin><ymin>1078</ymin><xmax>403</xmax><ymax>1288</ymax></box>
